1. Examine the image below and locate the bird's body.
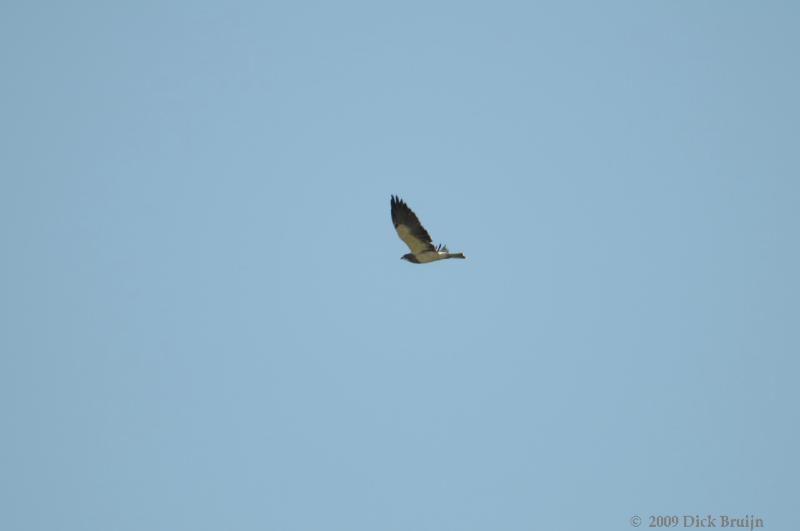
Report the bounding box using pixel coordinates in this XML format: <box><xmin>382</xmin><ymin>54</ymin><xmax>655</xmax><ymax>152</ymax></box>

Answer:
<box><xmin>390</xmin><ymin>195</ymin><xmax>466</xmax><ymax>264</ymax></box>
<box><xmin>400</xmin><ymin>249</ymin><xmax>466</xmax><ymax>264</ymax></box>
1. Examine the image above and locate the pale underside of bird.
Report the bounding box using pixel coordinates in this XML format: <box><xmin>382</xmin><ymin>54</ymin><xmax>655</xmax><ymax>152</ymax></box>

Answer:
<box><xmin>390</xmin><ymin>195</ymin><xmax>466</xmax><ymax>264</ymax></box>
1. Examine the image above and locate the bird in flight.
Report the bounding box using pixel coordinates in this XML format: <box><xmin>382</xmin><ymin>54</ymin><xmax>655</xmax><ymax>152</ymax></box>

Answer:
<box><xmin>390</xmin><ymin>195</ymin><xmax>466</xmax><ymax>264</ymax></box>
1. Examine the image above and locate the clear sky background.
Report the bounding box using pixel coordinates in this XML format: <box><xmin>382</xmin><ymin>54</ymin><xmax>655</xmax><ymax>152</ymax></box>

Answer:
<box><xmin>1</xmin><ymin>2</ymin><xmax>798</xmax><ymax>530</ymax></box>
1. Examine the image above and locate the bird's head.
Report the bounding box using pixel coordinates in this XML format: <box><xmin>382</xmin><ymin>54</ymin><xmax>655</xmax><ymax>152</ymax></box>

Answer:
<box><xmin>401</xmin><ymin>253</ymin><xmax>419</xmax><ymax>263</ymax></box>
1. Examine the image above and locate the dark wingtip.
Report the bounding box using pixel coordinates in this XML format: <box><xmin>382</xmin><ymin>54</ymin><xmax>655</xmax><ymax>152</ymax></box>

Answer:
<box><xmin>391</xmin><ymin>195</ymin><xmax>407</xmax><ymax>212</ymax></box>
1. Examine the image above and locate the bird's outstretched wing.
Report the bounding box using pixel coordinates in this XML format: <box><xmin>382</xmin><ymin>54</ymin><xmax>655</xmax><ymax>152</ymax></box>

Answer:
<box><xmin>391</xmin><ymin>195</ymin><xmax>436</xmax><ymax>254</ymax></box>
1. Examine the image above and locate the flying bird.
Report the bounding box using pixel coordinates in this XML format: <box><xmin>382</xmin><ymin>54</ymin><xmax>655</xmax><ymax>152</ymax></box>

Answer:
<box><xmin>390</xmin><ymin>195</ymin><xmax>466</xmax><ymax>264</ymax></box>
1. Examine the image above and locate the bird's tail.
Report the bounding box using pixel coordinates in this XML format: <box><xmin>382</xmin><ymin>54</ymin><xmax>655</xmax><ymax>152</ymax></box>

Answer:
<box><xmin>447</xmin><ymin>252</ymin><xmax>466</xmax><ymax>259</ymax></box>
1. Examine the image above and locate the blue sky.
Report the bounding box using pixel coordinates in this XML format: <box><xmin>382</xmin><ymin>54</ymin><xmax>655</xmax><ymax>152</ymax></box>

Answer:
<box><xmin>1</xmin><ymin>2</ymin><xmax>798</xmax><ymax>530</ymax></box>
